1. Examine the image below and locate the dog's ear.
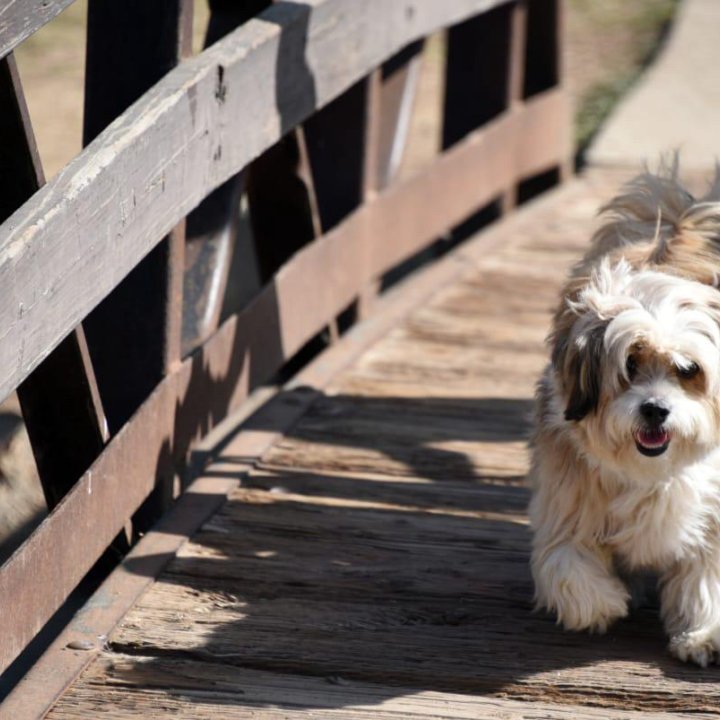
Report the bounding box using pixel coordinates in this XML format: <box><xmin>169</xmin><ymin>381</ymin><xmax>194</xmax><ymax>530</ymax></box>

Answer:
<box><xmin>555</xmin><ymin>322</ymin><xmax>608</xmax><ymax>422</ymax></box>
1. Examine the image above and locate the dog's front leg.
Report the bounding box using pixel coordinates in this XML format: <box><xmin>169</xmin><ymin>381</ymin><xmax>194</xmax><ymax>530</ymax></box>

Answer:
<box><xmin>529</xmin><ymin>445</ymin><xmax>629</xmax><ymax>634</ymax></box>
<box><xmin>531</xmin><ymin>537</ymin><xmax>629</xmax><ymax>633</ymax></box>
<box><xmin>662</xmin><ymin>553</ymin><xmax>720</xmax><ymax>666</ymax></box>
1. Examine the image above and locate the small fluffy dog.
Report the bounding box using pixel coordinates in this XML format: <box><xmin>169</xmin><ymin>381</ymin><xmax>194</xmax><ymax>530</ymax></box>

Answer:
<box><xmin>530</xmin><ymin>163</ymin><xmax>720</xmax><ymax>665</ymax></box>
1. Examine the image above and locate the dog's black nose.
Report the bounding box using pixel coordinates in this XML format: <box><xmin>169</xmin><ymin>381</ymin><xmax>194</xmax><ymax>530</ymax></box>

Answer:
<box><xmin>640</xmin><ymin>401</ymin><xmax>670</xmax><ymax>425</ymax></box>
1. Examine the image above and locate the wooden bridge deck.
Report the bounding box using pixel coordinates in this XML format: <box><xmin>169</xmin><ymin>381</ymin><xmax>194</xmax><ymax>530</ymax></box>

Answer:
<box><xmin>44</xmin><ymin>170</ymin><xmax>720</xmax><ymax>719</ymax></box>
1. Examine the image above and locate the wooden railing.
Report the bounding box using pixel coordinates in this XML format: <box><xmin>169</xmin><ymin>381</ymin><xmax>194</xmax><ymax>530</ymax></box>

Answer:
<box><xmin>0</xmin><ymin>0</ymin><xmax>569</xmax><ymax>681</ymax></box>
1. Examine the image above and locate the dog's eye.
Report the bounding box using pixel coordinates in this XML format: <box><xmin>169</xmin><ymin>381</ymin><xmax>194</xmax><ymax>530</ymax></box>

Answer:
<box><xmin>677</xmin><ymin>362</ymin><xmax>700</xmax><ymax>379</ymax></box>
<box><xmin>626</xmin><ymin>355</ymin><xmax>638</xmax><ymax>379</ymax></box>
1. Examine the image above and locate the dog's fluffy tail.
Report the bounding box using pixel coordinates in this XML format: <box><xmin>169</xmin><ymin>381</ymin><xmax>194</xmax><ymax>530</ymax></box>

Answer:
<box><xmin>591</xmin><ymin>156</ymin><xmax>720</xmax><ymax>261</ymax></box>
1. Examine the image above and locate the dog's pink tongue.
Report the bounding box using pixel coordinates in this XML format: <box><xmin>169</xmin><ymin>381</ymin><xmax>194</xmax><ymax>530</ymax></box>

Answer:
<box><xmin>636</xmin><ymin>428</ymin><xmax>670</xmax><ymax>448</ymax></box>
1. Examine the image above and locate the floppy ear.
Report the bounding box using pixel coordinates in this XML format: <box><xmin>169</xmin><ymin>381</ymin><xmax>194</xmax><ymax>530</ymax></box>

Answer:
<box><xmin>554</xmin><ymin>322</ymin><xmax>608</xmax><ymax>422</ymax></box>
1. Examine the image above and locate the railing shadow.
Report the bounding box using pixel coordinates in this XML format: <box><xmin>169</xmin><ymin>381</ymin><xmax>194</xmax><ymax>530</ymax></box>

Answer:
<box><xmin>111</xmin><ymin>387</ymin><xmax>717</xmax><ymax>714</ymax></box>
<box><xmin>257</xmin><ymin>391</ymin><xmax>534</xmax><ymax>482</ymax></box>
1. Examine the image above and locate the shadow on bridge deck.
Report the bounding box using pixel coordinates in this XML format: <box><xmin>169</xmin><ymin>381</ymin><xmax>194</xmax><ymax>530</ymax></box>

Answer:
<box><xmin>44</xmin><ymin>168</ymin><xmax>720</xmax><ymax>720</ymax></box>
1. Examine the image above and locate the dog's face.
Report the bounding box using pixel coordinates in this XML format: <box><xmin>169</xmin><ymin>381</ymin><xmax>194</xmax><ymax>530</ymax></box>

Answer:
<box><xmin>555</xmin><ymin>261</ymin><xmax>720</xmax><ymax>476</ymax></box>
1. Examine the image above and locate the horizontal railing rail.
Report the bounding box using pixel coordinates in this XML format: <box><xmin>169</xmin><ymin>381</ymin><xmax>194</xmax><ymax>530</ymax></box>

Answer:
<box><xmin>0</xmin><ymin>0</ymin><xmax>514</xmax><ymax>403</ymax></box>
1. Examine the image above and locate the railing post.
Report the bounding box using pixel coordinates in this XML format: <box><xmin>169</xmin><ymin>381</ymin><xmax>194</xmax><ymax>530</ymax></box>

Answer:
<box><xmin>443</xmin><ymin>4</ymin><xmax>513</xmax><ymax>150</ymax></box>
<box><xmin>522</xmin><ymin>0</ymin><xmax>571</xmax><ymax>180</ymax></box>
<box><xmin>357</xmin><ymin>41</ymin><xmax>424</xmax><ymax>318</ymax></box>
<box><xmin>441</xmin><ymin>3</ymin><xmax>514</xmax><ymax>240</ymax></box>
<box><xmin>246</xmin><ymin>128</ymin><xmax>321</xmax><ymax>283</ymax></box>
<box><xmin>182</xmin><ymin>0</ymin><xmax>272</xmax><ymax>356</ymax></box>
<box><xmin>502</xmin><ymin>0</ymin><xmax>528</xmax><ymax>212</ymax></box>
<box><xmin>521</xmin><ymin>0</ymin><xmax>571</xmax><ymax>190</ymax></box>
<box><xmin>81</xmin><ymin>0</ymin><xmax>194</xmax><ymax>523</ymax></box>
<box><xmin>0</xmin><ymin>54</ymin><xmax>108</xmax><ymax>509</ymax></box>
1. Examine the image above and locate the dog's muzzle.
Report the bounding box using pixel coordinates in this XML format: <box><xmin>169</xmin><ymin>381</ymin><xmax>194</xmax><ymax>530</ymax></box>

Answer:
<box><xmin>634</xmin><ymin>401</ymin><xmax>671</xmax><ymax>456</ymax></box>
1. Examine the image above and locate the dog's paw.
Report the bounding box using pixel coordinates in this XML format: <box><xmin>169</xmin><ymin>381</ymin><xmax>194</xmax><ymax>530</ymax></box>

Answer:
<box><xmin>669</xmin><ymin>630</ymin><xmax>720</xmax><ymax>667</ymax></box>
<box><xmin>534</xmin><ymin>546</ymin><xmax>629</xmax><ymax>633</ymax></box>
<box><xmin>552</xmin><ymin>574</ymin><xmax>629</xmax><ymax>633</ymax></box>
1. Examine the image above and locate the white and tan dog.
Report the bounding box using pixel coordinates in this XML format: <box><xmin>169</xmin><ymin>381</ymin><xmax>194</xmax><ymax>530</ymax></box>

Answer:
<box><xmin>530</xmin><ymin>163</ymin><xmax>720</xmax><ymax>665</ymax></box>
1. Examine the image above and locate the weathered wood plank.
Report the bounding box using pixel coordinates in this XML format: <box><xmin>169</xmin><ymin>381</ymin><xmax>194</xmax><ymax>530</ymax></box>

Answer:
<box><xmin>0</xmin><ymin>115</ymin><xmax>577</xmax><ymax>683</ymax></box>
<box><xmin>0</xmin><ymin>0</ymin><xmax>526</xmax><ymax>404</ymax></box>
<box><xmin>0</xmin><ymin>170</ymin><xmax>592</xmax><ymax>692</ymax></box>
<box><xmin>48</xmin><ymin>654</ymin><xmax>712</xmax><ymax>720</ymax></box>
<box><xmin>72</xmin><ymin>167</ymin><xmax>720</xmax><ymax>718</ymax></box>
<box><xmin>104</xmin><ymin>569</ymin><xmax>719</xmax><ymax>713</ymax></box>
<box><xmin>47</xmin><ymin>480</ymin><xmax>720</xmax><ymax>717</ymax></box>
<box><xmin>7</xmin><ymin>180</ymin><xmax>574</xmax><ymax>716</ymax></box>
<box><xmin>0</xmin><ymin>0</ymin><xmax>76</xmax><ymax>61</ymax></box>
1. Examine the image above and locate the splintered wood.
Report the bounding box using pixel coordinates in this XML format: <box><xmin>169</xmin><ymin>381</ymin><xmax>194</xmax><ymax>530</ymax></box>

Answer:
<box><xmin>47</xmin><ymin>171</ymin><xmax>720</xmax><ymax>719</ymax></box>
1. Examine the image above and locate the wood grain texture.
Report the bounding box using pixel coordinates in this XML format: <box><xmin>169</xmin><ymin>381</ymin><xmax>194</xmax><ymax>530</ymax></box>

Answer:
<box><xmin>9</xmin><ymin>179</ymin><xmax>584</xmax><ymax>719</ymax></box>
<box><xmin>45</xmin><ymin>653</ymin><xmax>715</xmax><ymax>720</ymax></box>
<box><xmin>0</xmin><ymin>0</ymin><xmax>76</xmax><ymax>61</ymax></box>
<box><xmin>0</xmin><ymin>0</ymin><xmax>518</xmax><ymax>404</ymax></box>
<box><xmin>0</xmin><ymin>149</ymin><xmax>581</xmax><ymax>687</ymax></box>
<box><xmin>47</xmin><ymin>169</ymin><xmax>720</xmax><ymax>719</ymax></box>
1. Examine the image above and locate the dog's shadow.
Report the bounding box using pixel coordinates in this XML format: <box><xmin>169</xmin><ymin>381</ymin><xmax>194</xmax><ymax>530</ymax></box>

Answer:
<box><xmin>104</xmin><ymin>389</ymin><xmax>720</xmax><ymax>715</ymax></box>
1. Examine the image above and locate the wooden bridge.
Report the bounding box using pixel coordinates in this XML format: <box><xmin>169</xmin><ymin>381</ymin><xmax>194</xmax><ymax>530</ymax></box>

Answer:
<box><xmin>0</xmin><ymin>0</ymin><xmax>716</xmax><ymax>718</ymax></box>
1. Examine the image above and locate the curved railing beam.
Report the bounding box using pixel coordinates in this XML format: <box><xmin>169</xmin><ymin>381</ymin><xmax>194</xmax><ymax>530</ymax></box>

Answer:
<box><xmin>0</xmin><ymin>0</ymin><xmax>507</xmax><ymax>403</ymax></box>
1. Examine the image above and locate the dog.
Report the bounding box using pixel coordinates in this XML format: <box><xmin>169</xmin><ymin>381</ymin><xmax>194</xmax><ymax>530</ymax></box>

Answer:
<box><xmin>529</xmin><ymin>161</ymin><xmax>720</xmax><ymax>666</ymax></box>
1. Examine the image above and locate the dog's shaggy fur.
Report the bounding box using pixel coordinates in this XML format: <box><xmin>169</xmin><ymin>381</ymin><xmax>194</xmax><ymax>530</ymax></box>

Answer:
<box><xmin>530</xmin><ymin>161</ymin><xmax>720</xmax><ymax>665</ymax></box>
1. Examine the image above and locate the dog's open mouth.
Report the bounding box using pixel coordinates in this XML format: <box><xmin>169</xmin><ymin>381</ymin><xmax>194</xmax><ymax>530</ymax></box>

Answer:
<box><xmin>634</xmin><ymin>428</ymin><xmax>671</xmax><ymax>457</ymax></box>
